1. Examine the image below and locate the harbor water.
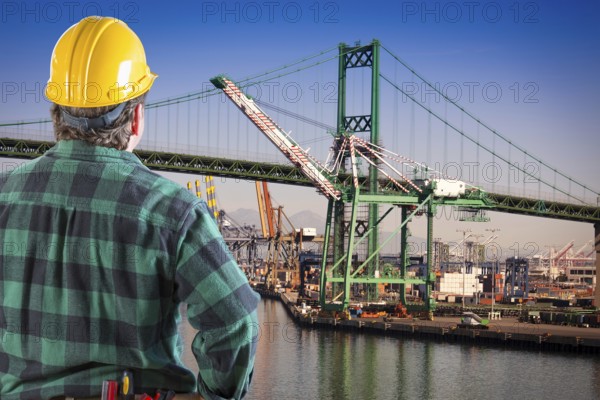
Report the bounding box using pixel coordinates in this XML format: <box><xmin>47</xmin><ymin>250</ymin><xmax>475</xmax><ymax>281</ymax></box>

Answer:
<box><xmin>182</xmin><ymin>299</ymin><xmax>600</xmax><ymax>400</ymax></box>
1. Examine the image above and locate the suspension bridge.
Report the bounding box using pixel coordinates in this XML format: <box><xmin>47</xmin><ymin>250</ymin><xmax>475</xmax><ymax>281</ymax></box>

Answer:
<box><xmin>1</xmin><ymin>40</ymin><xmax>598</xmax><ymax>309</ymax></box>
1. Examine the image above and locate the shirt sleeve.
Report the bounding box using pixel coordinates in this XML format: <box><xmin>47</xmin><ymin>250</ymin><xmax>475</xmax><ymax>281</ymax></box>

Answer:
<box><xmin>174</xmin><ymin>202</ymin><xmax>260</xmax><ymax>399</ymax></box>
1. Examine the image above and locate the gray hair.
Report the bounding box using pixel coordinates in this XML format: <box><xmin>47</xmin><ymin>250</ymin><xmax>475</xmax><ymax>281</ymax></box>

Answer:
<box><xmin>50</xmin><ymin>93</ymin><xmax>147</xmax><ymax>150</ymax></box>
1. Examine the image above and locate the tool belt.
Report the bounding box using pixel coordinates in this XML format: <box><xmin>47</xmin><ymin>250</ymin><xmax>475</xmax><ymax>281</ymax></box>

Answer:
<box><xmin>50</xmin><ymin>369</ymin><xmax>206</xmax><ymax>400</ymax></box>
<box><xmin>52</xmin><ymin>395</ymin><xmax>203</xmax><ymax>400</ymax></box>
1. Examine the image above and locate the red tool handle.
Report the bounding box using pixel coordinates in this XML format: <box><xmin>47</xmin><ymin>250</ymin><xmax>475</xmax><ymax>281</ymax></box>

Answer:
<box><xmin>101</xmin><ymin>380</ymin><xmax>118</xmax><ymax>400</ymax></box>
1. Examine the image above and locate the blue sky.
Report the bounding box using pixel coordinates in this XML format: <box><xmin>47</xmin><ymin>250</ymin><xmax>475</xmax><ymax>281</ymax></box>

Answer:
<box><xmin>1</xmin><ymin>0</ymin><xmax>599</xmax><ymax>254</ymax></box>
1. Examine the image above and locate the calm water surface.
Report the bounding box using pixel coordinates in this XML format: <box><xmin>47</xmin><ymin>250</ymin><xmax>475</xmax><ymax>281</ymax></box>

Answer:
<box><xmin>182</xmin><ymin>299</ymin><xmax>600</xmax><ymax>400</ymax></box>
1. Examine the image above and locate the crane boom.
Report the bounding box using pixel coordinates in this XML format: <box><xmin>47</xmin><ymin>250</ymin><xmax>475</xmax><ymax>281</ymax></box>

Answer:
<box><xmin>554</xmin><ymin>240</ymin><xmax>574</xmax><ymax>260</ymax></box>
<box><xmin>255</xmin><ymin>181</ymin><xmax>268</xmax><ymax>238</ymax></box>
<box><xmin>211</xmin><ymin>76</ymin><xmax>341</xmax><ymax>200</ymax></box>
<box><xmin>574</xmin><ymin>240</ymin><xmax>592</xmax><ymax>257</ymax></box>
<box><xmin>255</xmin><ymin>181</ymin><xmax>276</xmax><ymax>238</ymax></box>
<box><xmin>585</xmin><ymin>249</ymin><xmax>595</xmax><ymax>258</ymax></box>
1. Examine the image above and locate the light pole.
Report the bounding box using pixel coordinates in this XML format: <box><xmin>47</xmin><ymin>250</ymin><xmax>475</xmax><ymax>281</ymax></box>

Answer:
<box><xmin>486</xmin><ymin>228</ymin><xmax>501</xmax><ymax>316</ymax></box>
<box><xmin>457</xmin><ymin>229</ymin><xmax>471</xmax><ymax>309</ymax></box>
<box><xmin>471</xmin><ymin>234</ymin><xmax>484</xmax><ymax>305</ymax></box>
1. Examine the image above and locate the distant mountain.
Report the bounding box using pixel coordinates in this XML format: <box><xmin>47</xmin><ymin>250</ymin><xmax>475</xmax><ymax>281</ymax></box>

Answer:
<box><xmin>289</xmin><ymin>210</ymin><xmax>326</xmax><ymax>232</ymax></box>
<box><xmin>223</xmin><ymin>208</ymin><xmax>261</xmax><ymax>229</ymax></box>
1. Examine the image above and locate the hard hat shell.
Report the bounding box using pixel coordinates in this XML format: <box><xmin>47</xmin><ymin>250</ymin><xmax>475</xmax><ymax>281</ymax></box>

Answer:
<box><xmin>45</xmin><ymin>16</ymin><xmax>157</xmax><ymax>108</ymax></box>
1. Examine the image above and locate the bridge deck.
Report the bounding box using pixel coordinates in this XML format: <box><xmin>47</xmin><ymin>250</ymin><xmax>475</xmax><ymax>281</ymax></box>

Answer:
<box><xmin>1</xmin><ymin>137</ymin><xmax>598</xmax><ymax>223</ymax></box>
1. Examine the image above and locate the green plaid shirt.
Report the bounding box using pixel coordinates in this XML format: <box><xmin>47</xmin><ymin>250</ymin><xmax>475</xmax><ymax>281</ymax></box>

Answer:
<box><xmin>0</xmin><ymin>140</ymin><xmax>260</xmax><ymax>400</ymax></box>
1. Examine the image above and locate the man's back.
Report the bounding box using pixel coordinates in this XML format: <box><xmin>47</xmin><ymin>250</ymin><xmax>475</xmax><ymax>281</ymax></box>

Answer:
<box><xmin>0</xmin><ymin>140</ymin><xmax>259</xmax><ymax>399</ymax></box>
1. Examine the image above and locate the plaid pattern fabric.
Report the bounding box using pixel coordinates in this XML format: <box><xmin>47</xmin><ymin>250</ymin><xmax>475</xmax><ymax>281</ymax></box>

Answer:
<box><xmin>0</xmin><ymin>140</ymin><xmax>260</xmax><ymax>400</ymax></box>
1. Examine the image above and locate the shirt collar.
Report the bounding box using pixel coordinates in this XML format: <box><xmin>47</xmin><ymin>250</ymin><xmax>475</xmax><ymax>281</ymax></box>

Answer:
<box><xmin>46</xmin><ymin>139</ymin><xmax>143</xmax><ymax>164</ymax></box>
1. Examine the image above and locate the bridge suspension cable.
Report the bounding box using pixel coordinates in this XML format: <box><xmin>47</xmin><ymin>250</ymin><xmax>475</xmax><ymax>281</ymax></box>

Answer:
<box><xmin>1</xmin><ymin>41</ymin><xmax>596</xmax><ymax>207</ymax></box>
<box><xmin>255</xmin><ymin>99</ymin><xmax>335</xmax><ymax>133</ymax></box>
<box><xmin>379</xmin><ymin>72</ymin><xmax>589</xmax><ymax>205</ymax></box>
<box><xmin>381</xmin><ymin>44</ymin><xmax>599</xmax><ymax>202</ymax></box>
<box><xmin>0</xmin><ymin>45</ymin><xmax>344</xmax><ymax>128</ymax></box>
<box><xmin>146</xmin><ymin>44</ymin><xmax>346</xmax><ymax>111</ymax></box>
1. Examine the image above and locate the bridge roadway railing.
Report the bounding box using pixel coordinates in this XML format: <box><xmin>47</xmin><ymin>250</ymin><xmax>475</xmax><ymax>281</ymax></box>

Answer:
<box><xmin>1</xmin><ymin>137</ymin><xmax>598</xmax><ymax>223</ymax></box>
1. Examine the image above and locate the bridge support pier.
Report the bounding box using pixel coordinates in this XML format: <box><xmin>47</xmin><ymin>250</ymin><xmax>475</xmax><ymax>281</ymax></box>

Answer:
<box><xmin>595</xmin><ymin>223</ymin><xmax>600</xmax><ymax>308</ymax></box>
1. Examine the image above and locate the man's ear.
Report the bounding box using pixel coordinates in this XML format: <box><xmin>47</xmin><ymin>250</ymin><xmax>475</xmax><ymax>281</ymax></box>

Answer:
<box><xmin>131</xmin><ymin>103</ymin><xmax>144</xmax><ymax>136</ymax></box>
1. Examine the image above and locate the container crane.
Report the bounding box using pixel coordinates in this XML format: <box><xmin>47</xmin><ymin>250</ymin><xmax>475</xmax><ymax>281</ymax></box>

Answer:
<box><xmin>551</xmin><ymin>240</ymin><xmax>575</xmax><ymax>278</ymax></box>
<box><xmin>574</xmin><ymin>240</ymin><xmax>593</xmax><ymax>257</ymax></box>
<box><xmin>211</xmin><ymin>74</ymin><xmax>490</xmax><ymax>313</ymax></box>
<box><xmin>255</xmin><ymin>181</ymin><xmax>275</xmax><ymax>239</ymax></box>
<box><xmin>554</xmin><ymin>240</ymin><xmax>575</xmax><ymax>260</ymax></box>
<box><xmin>255</xmin><ymin>181</ymin><xmax>301</xmax><ymax>290</ymax></box>
<box><xmin>255</xmin><ymin>181</ymin><xmax>278</xmax><ymax>288</ymax></box>
<box><xmin>585</xmin><ymin>249</ymin><xmax>595</xmax><ymax>258</ymax></box>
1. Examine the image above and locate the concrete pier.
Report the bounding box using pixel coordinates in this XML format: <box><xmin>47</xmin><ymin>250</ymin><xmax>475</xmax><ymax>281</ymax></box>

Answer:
<box><xmin>265</xmin><ymin>289</ymin><xmax>600</xmax><ymax>354</ymax></box>
<box><xmin>595</xmin><ymin>222</ymin><xmax>599</xmax><ymax>308</ymax></box>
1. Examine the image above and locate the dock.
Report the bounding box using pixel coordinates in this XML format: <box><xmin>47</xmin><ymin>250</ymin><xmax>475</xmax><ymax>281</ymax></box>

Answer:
<box><xmin>259</xmin><ymin>289</ymin><xmax>600</xmax><ymax>354</ymax></box>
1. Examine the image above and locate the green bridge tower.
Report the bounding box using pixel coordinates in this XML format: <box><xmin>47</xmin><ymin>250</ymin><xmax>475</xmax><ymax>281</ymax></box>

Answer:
<box><xmin>319</xmin><ymin>40</ymin><xmax>436</xmax><ymax>313</ymax></box>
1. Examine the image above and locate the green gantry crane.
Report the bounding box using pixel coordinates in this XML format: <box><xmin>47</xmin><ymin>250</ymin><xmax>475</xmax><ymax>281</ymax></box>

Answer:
<box><xmin>210</xmin><ymin>41</ymin><xmax>490</xmax><ymax>314</ymax></box>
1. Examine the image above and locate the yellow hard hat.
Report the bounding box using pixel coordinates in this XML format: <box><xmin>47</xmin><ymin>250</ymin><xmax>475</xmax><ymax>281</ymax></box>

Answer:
<box><xmin>45</xmin><ymin>16</ymin><xmax>157</xmax><ymax>108</ymax></box>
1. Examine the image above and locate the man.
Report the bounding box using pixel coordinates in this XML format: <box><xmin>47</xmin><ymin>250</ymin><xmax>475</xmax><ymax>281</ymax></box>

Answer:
<box><xmin>0</xmin><ymin>16</ymin><xmax>260</xmax><ymax>400</ymax></box>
